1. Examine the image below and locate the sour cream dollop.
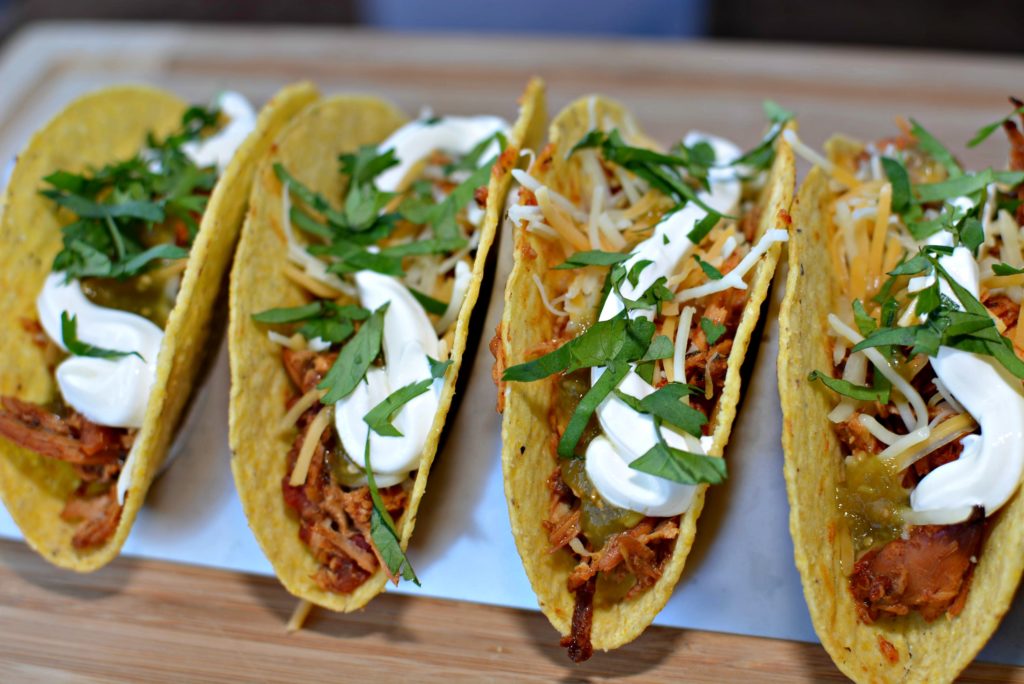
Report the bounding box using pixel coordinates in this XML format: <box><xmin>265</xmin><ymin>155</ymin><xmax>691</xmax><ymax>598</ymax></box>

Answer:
<box><xmin>333</xmin><ymin>271</ymin><xmax>443</xmax><ymax>486</ymax></box>
<box><xmin>36</xmin><ymin>274</ymin><xmax>163</xmax><ymax>429</ymax></box>
<box><xmin>585</xmin><ymin>133</ymin><xmax>742</xmax><ymax>517</ymax></box>
<box><xmin>330</xmin><ymin>115</ymin><xmax>509</xmax><ymax>482</ymax></box>
<box><xmin>181</xmin><ymin>91</ymin><xmax>257</xmax><ymax>172</ymax></box>
<box><xmin>909</xmin><ymin>231</ymin><xmax>1024</xmax><ymax>523</ymax></box>
<box><xmin>374</xmin><ymin>115</ymin><xmax>510</xmax><ymax>197</ymax></box>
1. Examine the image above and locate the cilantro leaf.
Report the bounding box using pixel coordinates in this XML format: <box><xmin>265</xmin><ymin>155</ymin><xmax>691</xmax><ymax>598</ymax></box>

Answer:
<box><xmin>993</xmin><ymin>262</ymin><xmax>1024</xmax><ymax>276</ymax></box>
<box><xmin>910</xmin><ymin>118</ymin><xmax>962</xmax><ymax>178</ymax></box>
<box><xmin>557</xmin><ymin>362</ymin><xmax>629</xmax><ymax>458</ymax></box>
<box><xmin>554</xmin><ymin>250</ymin><xmax>630</xmax><ymax>270</ymax></box>
<box><xmin>880</xmin><ymin>157</ymin><xmax>912</xmax><ymax>216</ymax></box>
<box><xmin>363</xmin><ymin>438</ymin><xmax>419</xmax><ymax>585</ymax></box>
<box><xmin>252</xmin><ymin>301</ymin><xmax>326</xmax><ymax>324</ymax></box>
<box><xmin>569</xmin><ymin>129</ymin><xmax>732</xmax><ymax>218</ymax></box>
<box><xmin>701</xmin><ymin>317</ymin><xmax>726</xmax><ymax>345</ymax></box>
<box><xmin>686</xmin><ymin>211</ymin><xmax>721</xmax><ymax>245</ymax></box>
<box><xmin>851</xmin><ymin>299</ymin><xmax>877</xmax><ymax>337</ymax></box>
<box><xmin>808</xmin><ymin>370</ymin><xmax>889</xmax><ymax>402</ymax></box>
<box><xmin>694</xmin><ymin>254</ymin><xmax>723</xmax><ymax>280</ymax></box>
<box><xmin>502</xmin><ymin>312</ymin><xmax>654</xmax><ymax>382</ymax></box>
<box><xmin>763</xmin><ymin>100</ymin><xmax>795</xmax><ymax>124</ymax></box>
<box><xmin>629</xmin><ymin>441</ymin><xmax>726</xmax><ymax>485</ymax></box>
<box><xmin>967</xmin><ymin>105</ymin><xmax>1024</xmax><ymax>148</ymax></box>
<box><xmin>627</xmin><ymin>259</ymin><xmax>653</xmax><ymax>287</ymax></box>
<box><xmin>319</xmin><ymin>304</ymin><xmax>388</xmax><ymax>403</ymax></box>
<box><xmin>42</xmin><ymin>104</ymin><xmax>219</xmax><ymax>281</ymax></box>
<box><xmin>914</xmin><ymin>169</ymin><xmax>992</xmax><ymax>204</ymax></box>
<box><xmin>614</xmin><ymin>382</ymin><xmax>706</xmax><ymax>437</ymax></box>
<box><xmin>61</xmin><ymin>311</ymin><xmax>142</xmax><ymax>361</ymax></box>
<box><xmin>428</xmin><ymin>356</ymin><xmax>452</xmax><ymax>379</ymax></box>
<box><xmin>408</xmin><ymin>286</ymin><xmax>448</xmax><ymax>316</ymax></box>
<box><xmin>363</xmin><ymin>378</ymin><xmax>433</xmax><ymax>437</ymax></box>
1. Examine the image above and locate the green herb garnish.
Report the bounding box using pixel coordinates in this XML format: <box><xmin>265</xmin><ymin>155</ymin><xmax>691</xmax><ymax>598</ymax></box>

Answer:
<box><xmin>45</xmin><ymin>105</ymin><xmax>220</xmax><ymax>280</ymax></box>
<box><xmin>363</xmin><ymin>438</ymin><xmax>419</xmax><ymax>585</ymax></box>
<box><xmin>61</xmin><ymin>311</ymin><xmax>143</xmax><ymax>361</ymax></box>
<box><xmin>318</xmin><ymin>304</ymin><xmax>388</xmax><ymax>403</ymax></box>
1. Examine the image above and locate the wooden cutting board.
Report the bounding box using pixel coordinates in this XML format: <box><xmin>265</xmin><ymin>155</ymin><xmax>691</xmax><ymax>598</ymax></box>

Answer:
<box><xmin>0</xmin><ymin>21</ymin><xmax>1021</xmax><ymax>683</ymax></box>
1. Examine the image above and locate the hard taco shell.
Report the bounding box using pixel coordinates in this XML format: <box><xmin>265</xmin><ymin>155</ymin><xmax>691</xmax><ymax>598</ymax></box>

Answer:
<box><xmin>497</xmin><ymin>95</ymin><xmax>795</xmax><ymax>651</ymax></box>
<box><xmin>779</xmin><ymin>162</ymin><xmax>1024</xmax><ymax>684</ymax></box>
<box><xmin>0</xmin><ymin>81</ymin><xmax>318</xmax><ymax>571</ymax></box>
<box><xmin>228</xmin><ymin>79</ymin><xmax>546</xmax><ymax>611</ymax></box>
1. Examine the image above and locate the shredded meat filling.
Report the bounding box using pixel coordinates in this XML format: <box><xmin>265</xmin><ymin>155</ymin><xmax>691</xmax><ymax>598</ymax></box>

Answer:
<box><xmin>850</xmin><ymin>511</ymin><xmax>984</xmax><ymax>624</ymax></box>
<box><xmin>0</xmin><ymin>396</ymin><xmax>128</xmax><ymax>548</ymax></box>
<box><xmin>280</xmin><ymin>349</ymin><xmax>408</xmax><ymax>595</ymax></box>
<box><xmin>560</xmin><ymin>575</ymin><xmax>596</xmax><ymax>664</ymax></box>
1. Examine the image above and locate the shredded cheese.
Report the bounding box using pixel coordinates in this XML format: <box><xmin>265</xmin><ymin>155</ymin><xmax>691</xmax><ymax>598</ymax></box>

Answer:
<box><xmin>532</xmin><ymin>274</ymin><xmax>568</xmax><ymax>317</ymax></box>
<box><xmin>536</xmin><ymin>187</ymin><xmax>590</xmax><ymax>252</ymax></box>
<box><xmin>982</xmin><ymin>273</ymin><xmax>1024</xmax><ymax>289</ymax></box>
<box><xmin>288</xmin><ymin>405</ymin><xmax>333</xmax><ymax>486</ymax></box>
<box><xmin>784</xmin><ymin>129</ymin><xmax>861</xmax><ymax>189</ymax></box>
<box><xmin>279</xmin><ymin>388</ymin><xmax>325</xmax><ymax>434</ymax></box>
<box><xmin>268</xmin><ymin>330</ymin><xmax>306</xmax><ymax>351</ymax></box>
<box><xmin>286</xmin><ymin>600</ymin><xmax>313</xmax><ymax>633</ymax></box>
<box><xmin>868</xmin><ymin>182</ymin><xmax>892</xmax><ymax>294</ymax></box>
<box><xmin>828</xmin><ymin>314</ymin><xmax>930</xmax><ymax>457</ymax></box>
<box><xmin>933</xmin><ymin>377</ymin><xmax>966</xmax><ymax>414</ymax></box>
<box><xmin>284</xmin><ymin>263</ymin><xmax>345</xmax><ymax>299</ymax></box>
<box><xmin>675</xmin><ymin>229</ymin><xmax>788</xmax><ymax>302</ymax></box>
<box><xmin>857</xmin><ymin>414</ymin><xmax>900</xmax><ymax>446</ymax></box>
<box><xmin>674</xmin><ymin>306</ymin><xmax>696</xmax><ymax>390</ymax></box>
<box><xmin>893</xmin><ymin>412</ymin><xmax>978</xmax><ymax>472</ymax></box>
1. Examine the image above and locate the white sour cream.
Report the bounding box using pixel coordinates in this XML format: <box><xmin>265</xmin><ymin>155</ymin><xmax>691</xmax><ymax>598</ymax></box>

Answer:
<box><xmin>333</xmin><ymin>271</ymin><xmax>443</xmax><ymax>486</ymax></box>
<box><xmin>585</xmin><ymin>133</ymin><xmax>742</xmax><ymax>517</ymax></box>
<box><xmin>374</xmin><ymin>115</ymin><xmax>510</xmax><ymax>198</ymax></box>
<box><xmin>181</xmin><ymin>91</ymin><xmax>257</xmax><ymax>172</ymax></box>
<box><xmin>37</xmin><ymin>274</ymin><xmax>163</xmax><ymax>429</ymax></box>
<box><xmin>908</xmin><ymin>231</ymin><xmax>1024</xmax><ymax>522</ymax></box>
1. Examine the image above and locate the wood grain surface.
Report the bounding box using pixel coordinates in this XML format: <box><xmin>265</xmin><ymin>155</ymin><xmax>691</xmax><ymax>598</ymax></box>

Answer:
<box><xmin>0</xmin><ymin>21</ymin><xmax>1022</xmax><ymax>682</ymax></box>
<box><xmin>0</xmin><ymin>540</ymin><xmax>1019</xmax><ymax>683</ymax></box>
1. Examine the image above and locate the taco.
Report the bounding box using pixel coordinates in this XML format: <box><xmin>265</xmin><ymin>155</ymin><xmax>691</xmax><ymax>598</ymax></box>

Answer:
<box><xmin>0</xmin><ymin>82</ymin><xmax>318</xmax><ymax>571</ymax></box>
<box><xmin>779</xmin><ymin>103</ymin><xmax>1024</xmax><ymax>682</ymax></box>
<box><xmin>229</xmin><ymin>79</ymin><xmax>545</xmax><ymax>612</ymax></box>
<box><xmin>492</xmin><ymin>94</ymin><xmax>795</xmax><ymax>660</ymax></box>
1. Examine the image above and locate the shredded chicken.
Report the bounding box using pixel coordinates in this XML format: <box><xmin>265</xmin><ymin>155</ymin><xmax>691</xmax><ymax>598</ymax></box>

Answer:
<box><xmin>0</xmin><ymin>396</ymin><xmax>128</xmax><ymax>547</ymax></box>
<box><xmin>560</xmin><ymin>575</ymin><xmax>596</xmax><ymax>663</ymax></box>
<box><xmin>566</xmin><ymin>518</ymin><xmax>679</xmax><ymax>596</ymax></box>
<box><xmin>983</xmin><ymin>292</ymin><xmax>1019</xmax><ymax>330</ymax></box>
<box><xmin>279</xmin><ymin>349</ymin><xmax>408</xmax><ymax>595</ymax></box>
<box><xmin>61</xmin><ymin>484</ymin><xmax>122</xmax><ymax>549</ymax></box>
<box><xmin>849</xmin><ymin>511</ymin><xmax>984</xmax><ymax>624</ymax></box>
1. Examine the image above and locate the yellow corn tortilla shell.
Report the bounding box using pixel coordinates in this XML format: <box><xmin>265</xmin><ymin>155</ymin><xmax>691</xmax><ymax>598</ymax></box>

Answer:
<box><xmin>228</xmin><ymin>78</ymin><xmax>546</xmax><ymax>612</ymax></box>
<box><xmin>779</xmin><ymin>164</ymin><xmax>1024</xmax><ymax>684</ymax></box>
<box><xmin>0</xmin><ymin>82</ymin><xmax>318</xmax><ymax>571</ymax></box>
<box><xmin>498</xmin><ymin>94</ymin><xmax>795</xmax><ymax>651</ymax></box>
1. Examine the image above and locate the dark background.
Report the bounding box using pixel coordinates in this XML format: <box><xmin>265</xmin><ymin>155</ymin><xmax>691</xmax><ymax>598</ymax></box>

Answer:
<box><xmin>0</xmin><ymin>0</ymin><xmax>1021</xmax><ymax>52</ymax></box>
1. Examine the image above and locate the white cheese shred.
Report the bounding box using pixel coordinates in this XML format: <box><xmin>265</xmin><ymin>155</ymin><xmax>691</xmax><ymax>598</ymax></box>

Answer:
<box><xmin>676</xmin><ymin>229</ymin><xmax>788</xmax><ymax>302</ymax></box>
<box><xmin>286</xmin><ymin>600</ymin><xmax>313</xmax><ymax>634</ymax></box>
<box><xmin>532</xmin><ymin>274</ymin><xmax>568</xmax><ymax>317</ymax></box>
<box><xmin>828</xmin><ymin>314</ymin><xmax>931</xmax><ymax>457</ymax></box>
<box><xmin>279</xmin><ymin>388</ymin><xmax>325</xmax><ymax>434</ymax></box>
<box><xmin>288</xmin><ymin>405</ymin><xmax>333</xmax><ymax>486</ymax></box>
